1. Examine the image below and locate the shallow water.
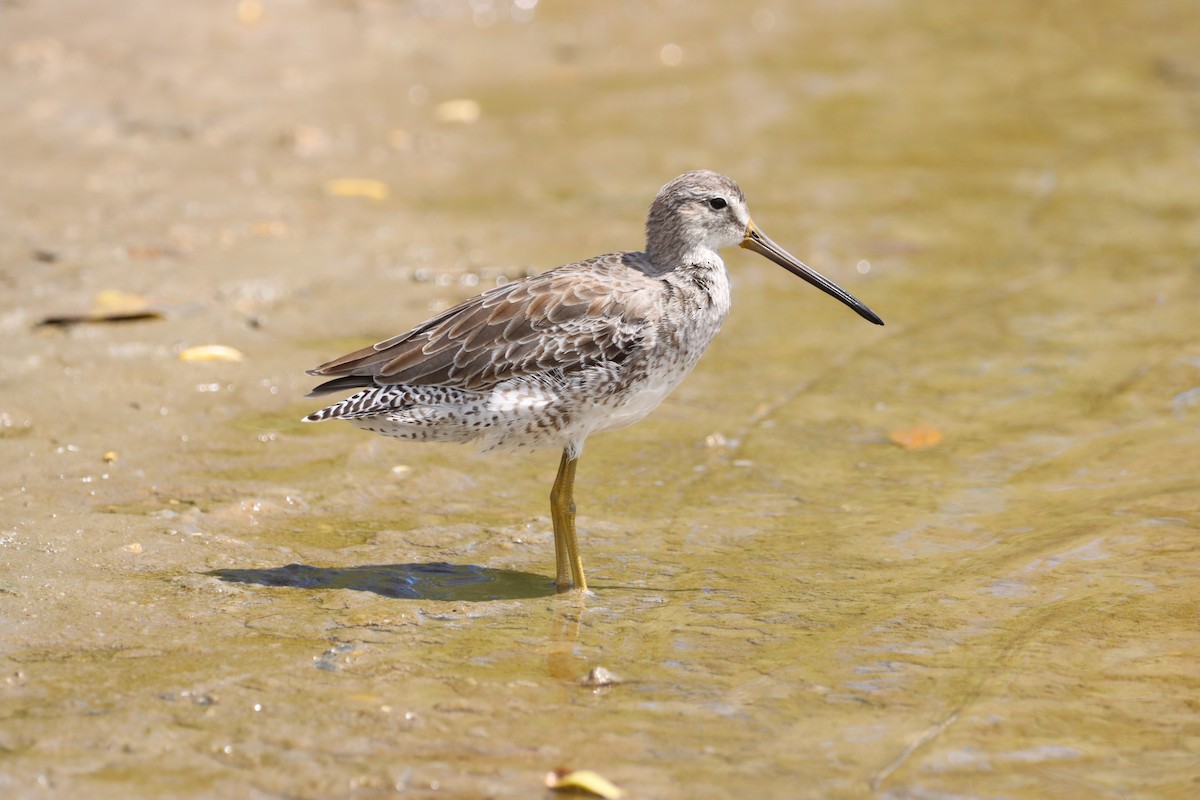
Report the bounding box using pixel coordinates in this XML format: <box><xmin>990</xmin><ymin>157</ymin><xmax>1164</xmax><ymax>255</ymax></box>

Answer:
<box><xmin>2</xmin><ymin>1</ymin><xmax>1198</xmax><ymax>798</ymax></box>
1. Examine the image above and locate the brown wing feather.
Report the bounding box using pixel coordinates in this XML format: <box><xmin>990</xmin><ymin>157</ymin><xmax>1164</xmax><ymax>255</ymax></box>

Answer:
<box><xmin>307</xmin><ymin>253</ymin><xmax>659</xmax><ymax>395</ymax></box>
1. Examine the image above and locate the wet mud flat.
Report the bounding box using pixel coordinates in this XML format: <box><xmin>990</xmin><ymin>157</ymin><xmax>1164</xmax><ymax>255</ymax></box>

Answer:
<box><xmin>2</xmin><ymin>1</ymin><xmax>1199</xmax><ymax>798</ymax></box>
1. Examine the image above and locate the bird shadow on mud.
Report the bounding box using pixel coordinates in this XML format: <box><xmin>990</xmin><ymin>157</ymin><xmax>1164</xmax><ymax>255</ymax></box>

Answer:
<box><xmin>207</xmin><ymin>561</ymin><xmax>556</xmax><ymax>601</ymax></box>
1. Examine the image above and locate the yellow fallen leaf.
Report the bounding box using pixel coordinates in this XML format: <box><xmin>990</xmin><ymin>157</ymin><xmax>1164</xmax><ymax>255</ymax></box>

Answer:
<box><xmin>325</xmin><ymin>178</ymin><xmax>390</xmax><ymax>201</ymax></box>
<box><xmin>93</xmin><ymin>289</ymin><xmax>150</xmax><ymax>314</ymax></box>
<box><xmin>435</xmin><ymin>98</ymin><xmax>481</xmax><ymax>124</ymax></box>
<box><xmin>179</xmin><ymin>345</ymin><xmax>244</xmax><ymax>363</ymax></box>
<box><xmin>888</xmin><ymin>425</ymin><xmax>943</xmax><ymax>450</ymax></box>
<box><xmin>347</xmin><ymin>694</ymin><xmax>383</xmax><ymax>705</ymax></box>
<box><xmin>103</xmin><ymin>451</ymin><xmax>118</xmax><ymax>464</ymax></box>
<box><xmin>544</xmin><ymin>769</ymin><xmax>624</xmax><ymax>799</ymax></box>
<box><xmin>237</xmin><ymin>0</ymin><xmax>263</xmax><ymax>25</ymax></box>
<box><xmin>36</xmin><ymin>289</ymin><xmax>163</xmax><ymax>327</ymax></box>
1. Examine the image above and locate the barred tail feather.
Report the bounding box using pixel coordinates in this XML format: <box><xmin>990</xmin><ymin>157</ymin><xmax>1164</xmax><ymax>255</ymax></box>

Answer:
<box><xmin>302</xmin><ymin>386</ymin><xmax>413</xmax><ymax>423</ymax></box>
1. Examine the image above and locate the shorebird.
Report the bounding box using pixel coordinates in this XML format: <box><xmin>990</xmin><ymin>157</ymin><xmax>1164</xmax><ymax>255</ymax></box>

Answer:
<box><xmin>304</xmin><ymin>171</ymin><xmax>883</xmax><ymax>592</ymax></box>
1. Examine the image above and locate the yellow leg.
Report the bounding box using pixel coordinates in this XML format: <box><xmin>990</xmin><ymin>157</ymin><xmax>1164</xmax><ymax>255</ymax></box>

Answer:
<box><xmin>550</xmin><ymin>449</ymin><xmax>587</xmax><ymax>593</ymax></box>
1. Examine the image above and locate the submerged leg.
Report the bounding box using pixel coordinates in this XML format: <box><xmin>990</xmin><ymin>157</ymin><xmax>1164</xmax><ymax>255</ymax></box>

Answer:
<box><xmin>550</xmin><ymin>448</ymin><xmax>587</xmax><ymax>593</ymax></box>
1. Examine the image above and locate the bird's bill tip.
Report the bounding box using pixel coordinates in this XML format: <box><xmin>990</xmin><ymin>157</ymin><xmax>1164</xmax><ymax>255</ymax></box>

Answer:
<box><xmin>740</xmin><ymin>220</ymin><xmax>884</xmax><ymax>326</ymax></box>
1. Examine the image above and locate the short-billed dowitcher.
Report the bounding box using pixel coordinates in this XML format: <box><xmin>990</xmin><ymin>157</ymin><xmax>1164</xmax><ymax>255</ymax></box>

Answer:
<box><xmin>305</xmin><ymin>171</ymin><xmax>883</xmax><ymax>592</ymax></box>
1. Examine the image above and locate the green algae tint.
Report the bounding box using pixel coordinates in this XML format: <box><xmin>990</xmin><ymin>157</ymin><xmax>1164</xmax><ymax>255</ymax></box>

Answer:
<box><xmin>1</xmin><ymin>2</ymin><xmax>1197</xmax><ymax>798</ymax></box>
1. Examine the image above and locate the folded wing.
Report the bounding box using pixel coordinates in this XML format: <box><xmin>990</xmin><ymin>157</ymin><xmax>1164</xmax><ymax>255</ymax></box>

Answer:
<box><xmin>307</xmin><ymin>255</ymin><xmax>657</xmax><ymax>396</ymax></box>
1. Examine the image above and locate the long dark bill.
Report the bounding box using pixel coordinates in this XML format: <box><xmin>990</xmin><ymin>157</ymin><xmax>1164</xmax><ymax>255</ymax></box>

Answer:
<box><xmin>741</xmin><ymin>222</ymin><xmax>884</xmax><ymax>326</ymax></box>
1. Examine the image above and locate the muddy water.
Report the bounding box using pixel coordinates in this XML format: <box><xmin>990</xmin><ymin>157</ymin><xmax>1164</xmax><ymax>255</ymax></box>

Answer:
<box><xmin>2</xmin><ymin>1</ymin><xmax>1198</xmax><ymax>798</ymax></box>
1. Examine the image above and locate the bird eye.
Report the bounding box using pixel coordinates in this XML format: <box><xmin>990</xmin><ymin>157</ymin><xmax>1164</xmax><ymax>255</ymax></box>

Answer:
<box><xmin>707</xmin><ymin>197</ymin><xmax>727</xmax><ymax>210</ymax></box>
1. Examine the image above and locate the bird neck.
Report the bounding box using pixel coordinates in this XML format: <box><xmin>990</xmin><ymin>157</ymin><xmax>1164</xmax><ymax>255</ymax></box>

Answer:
<box><xmin>645</xmin><ymin>240</ymin><xmax>722</xmax><ymax>275</ymax></box>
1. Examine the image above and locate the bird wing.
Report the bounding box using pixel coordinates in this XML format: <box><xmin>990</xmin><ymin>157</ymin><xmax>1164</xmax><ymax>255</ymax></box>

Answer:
<box><xmin>307</xmin><ymin>254</ymin><xmax>657</xmax><ymax>396</ymax></box>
